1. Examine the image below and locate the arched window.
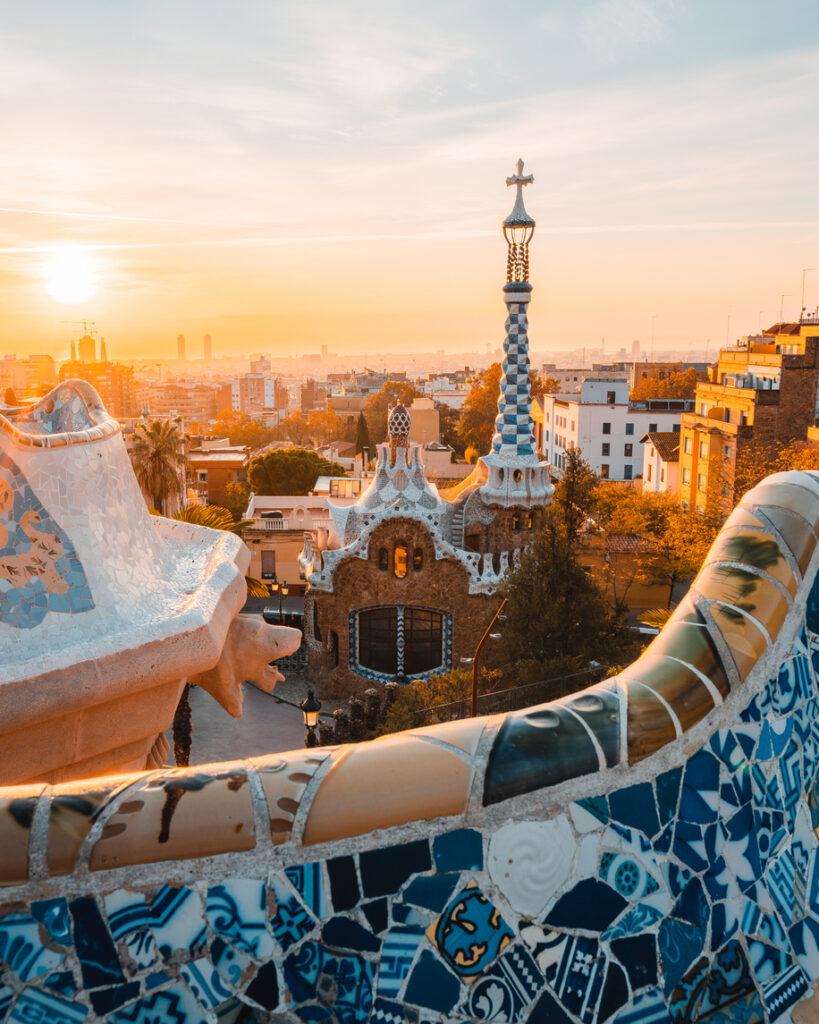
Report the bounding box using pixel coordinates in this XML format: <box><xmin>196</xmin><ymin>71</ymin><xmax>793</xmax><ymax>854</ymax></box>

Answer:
<box><xmin>512</xmin><ymin>514</ymin><xmax>521</xmax><ymax>531</ymax></box>
<box><xmin>413</xmin><ymin>547</ymin><xmax>423</xmax><ymax>571</ymax></box>
<box><xmin>527</xmin><ymin>513</ymin><xmax>534</xmax><ymax>529</ymax></box>
<box><xmin>378</xmin><ymin>547</ymin><xmax>389</xmax><ymax>571</ymax></box>
<box><xmin>513</xmin><ymin>469</ymin><xmax>523</xmax><ymax>484</ymax></box>
<box><xmin>355</xmin><ymin>606</ymin><xmax>448</xmax><ymax>680</ymax></box>
<box><xmin>394</xmin><ymin>543</ymin><xmax>408</xmax><ymax>579</ymax></box>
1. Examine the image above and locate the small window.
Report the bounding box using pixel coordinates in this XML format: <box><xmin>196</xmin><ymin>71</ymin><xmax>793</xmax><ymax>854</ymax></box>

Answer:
<box><xmin>624</xmin><ymin>465</ymin><xmax>633</xmax><ymax>480</ymax></box>
<box><xmin>602</xmin><ymin>443</ymin><xmax>610</xmax><ymax>456</ymax></box>
<box><xmin>606</xmin><ymin>391</ymin><xmax>616</xmax><ymax>404</ymax></box>
<box><xmin>624</xmin><ymin>444</ymin><xmax>633</xmax><ymax>457</ymax></box>
<box><xmin>625</xmin><ymin>423</ymin><xmax>634</xmax><ymax>436</ymax></box>
<box><xmin>683</xmin><ymin>437</ymin><xmax>692</xmax><ymax>454</ymax></box>
<box><xmin>600</xmin><ymin>464</ymin><xmax>610</xmax><ymax>479</ymax></box>
<box><xmin>647</xmin><ymin>464</ymin><xmax>652</xmax><ymax>482</ymax></box>
<box><xmin>394</xmin><ymin>544</ymin><xmax>408</xmax><ymax>579</ymax></box>
<box><xmin>682</xmin><ymin>469</ymin><xmax>690</xmax><ymax>485</ymax></box>
<box><xmin>378</xmin><ymin>547</ymin><xmax>389</xmax><ymax>571</ymax></box>
<box><xmin>699</xmin><ymin>441</ymin><xmax>708</xmax><ymax>458</ymax></box>
<box><xmin>602</xmin><ymin>422</ymin><xmax>611</xmax><ymax>435</ymax></box>
<box><xmin>660</xmin><ymin>468</ymin><xmax>665</xmax><ymax>482</ymax></box>
<box><xmin>511</xmin><ymin>514</ymin><xmax>521</xmax><ymax>531</ymax></box>
<box><xmin>513</xmin><ymin>469</ymin><xmax>523</xmax><ymax>483</ymax></box>
<box><xmin>724</xmin><ymin>445</ymin><xmax>732</xmax><ymax>460</ymax></box>
<box><xmin>261</xmin><ymin>550</ymin><xmax>276</xmax><ymax>580</ymax></box>
<box><xmin>412</xmin><ymin>547</ymin><xmax>423</xmax><ymax>571</ymax></box>
<box><xmin>649</xmin><ymin>422</ymin><xmax>657</xmax><ymax>432</ymax></box>
<box><xmin>197</xmin><ymin>470</ymin><xmax>208</xmax><ymax>483</ymax></box>
<box><xmin>697</xmin><ymin>474</ymin><xmax>705</xmax><ymax>492</ymax></box>
<box><xmin>527</xmin><ymin>513</ymin><xmax>534</xmax><ymax>529</ymax></box>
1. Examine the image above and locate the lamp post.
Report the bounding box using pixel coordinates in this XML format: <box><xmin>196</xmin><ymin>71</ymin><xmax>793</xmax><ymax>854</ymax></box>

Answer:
<box><xmin>461</xmin><ymin>597</ymin><xmax>507</xmax><ymax>718</ymax></box>
<box><xmin>269</xmin><ymin>579</ymin><xmax>289</xmax><ymax>622</ymax></box>
<box><xmin>299</xmin><ymin>689</ymin><xmax>322</xmax><ymax>747</ymax></box>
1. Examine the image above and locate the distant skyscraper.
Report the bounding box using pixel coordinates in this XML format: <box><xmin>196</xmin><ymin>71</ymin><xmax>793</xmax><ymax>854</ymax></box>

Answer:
<box><xmin>204</xmin><ymin>334</ymin><xmax>212</xmax><ymax>361</ymax></box>
<box><xmin>70</xmin><ymin>339</ymin><xmax>77</xmax><ymax>361</ymax></box>
<box><xmin>177</xmin><ymin>334</ymin><xmax>186</xmax><ymax>360</ymax></box>
<box><xmin>100</xmin><ymin>338</ymin><xmax>108</xmax><ymax>362</ymax></box>
<box><xmin>631</xmin><ymin>339</ymin><xmax>641</xmax><ymax>360</ymax></box>
<box><xmin>78</xmin><ymin>334</ymin><xmax>96</xmax><ymax>363</ymax></box>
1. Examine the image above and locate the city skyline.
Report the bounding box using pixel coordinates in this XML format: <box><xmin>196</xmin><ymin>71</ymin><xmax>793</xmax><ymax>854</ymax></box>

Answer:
<box><xmin>1</xmin><ymin>1</ymin><xmax>818</xmax><ymax>359</ymax></box>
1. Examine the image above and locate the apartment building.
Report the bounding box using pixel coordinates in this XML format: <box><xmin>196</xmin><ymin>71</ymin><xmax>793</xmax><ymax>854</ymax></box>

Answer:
<box><xmin>678</xmin><ymin>319</ymin><xmax>819</xmax><ymax>514</ymax></box>
<box><xmin>541</xmin><ymin>378</ymin><xmax>691</xmax><ymax>481</ymax></box>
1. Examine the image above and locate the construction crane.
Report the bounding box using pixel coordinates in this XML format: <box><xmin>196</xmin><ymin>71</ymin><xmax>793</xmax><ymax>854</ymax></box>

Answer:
<box><xmin>62</xmin><ymin>320</ymin><xmax>97</xmax><ymax>337</ymax></box>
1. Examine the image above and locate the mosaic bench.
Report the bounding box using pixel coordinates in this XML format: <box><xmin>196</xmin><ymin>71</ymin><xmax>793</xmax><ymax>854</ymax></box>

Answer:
<box><xmin>4</xmin><ymin>463</ymin><xmax>819</xmax><ymax>1022</ymax></box>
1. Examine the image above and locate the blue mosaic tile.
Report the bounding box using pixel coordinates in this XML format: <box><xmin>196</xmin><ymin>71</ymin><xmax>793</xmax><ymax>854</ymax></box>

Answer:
<box><xmin>322</xmin><ymin>916</ymin><xmax>381</xmax><ymax>953</ymax></box>
<box><xmin>458</xmin><ymin>944</ymin><xmax>542</xmax><ymax>1021</ymax></box>
<box><xmin>7</xmin><ymin>987</ymin><xmax>87</xmax><ymax>1024</ymax></box>
<box><xmin>89</xmin><ymin>982</ymin><xmax>141</xmax><ymax>1016</ymax></box>
<box><xmin>0</xmin><ymin>452</ymin><xmax>94</xmax><ymax>628</ymax></box>
<box><xmin>362</xmin><ymin>899</ymin><xmax>388</xmax><ymax>935</ymax></box>
<box><xmin>284</xmin><ymin>941</ymin><xmax>374</xmax><ymax>1024</ymax></box>
<box><xmin>545</xmin><ymin>880</ymin><xmax>627</xmax><ymax>932</ymax></box>
<box><xmin>611</xmin><ymin>934</ymin><xmax>657</xmax><ymax>992</ymax></box>
<box><xmin>31</xmin><ymin>898</ymin><xmax>71</xmax><ymax>945</ymax></box>
<box><xmin>359</xmin><ymin>841</ymin><xmax>431</xmax><ymax>898</ymax></box>
<box><xmin>328</xmin><ymin>855</ymin><xmax>360</xmax><ymax>912</ymax></box>
<box><xmin>149</xmin><ymin>885</ymin><xmax>206</xmax><ymax>959</ymax></box>
<box><xmin>180</xmin><ymin>955</ymin><xmax>234</xmax><ymax>1010</ymax></box>
<box><xmin>609</xmin><ymin>783</ymin><xmax>661</xmax><ymax>838</ymax></box>
<box><xmin>403</xmin><ymin>874</ymin><xmax>459</xmax><ymax>912</ymax></box>
<box><xmin>371</xmin><ymin>996</ymin><xmax>418</xmax><ymax>1024</ymax></box>
<box><xmin>576</xmin><ymin>794</ymin><xmax>610</xmax><ymax>826</ymax></box>
<box><xmin>109</xmin><ymin>981</ymin><xmax>205</xmax><ymax>1023</ymax></box>
<box><xmin>270</xmin><ymin>874</ymin><xmax>316</xmax><ymax>951</ymax></box>
<box><xmin>286</xmin><ymin>862</ymin><xmax>325</xmax><ymax>917</ymax></box>
<box><xmin>69</xmin><ymin>896</ymin><xmax>124</xmax><ymax>989</ymax></box>
<box><xmin>377</xmin><ymin>926</ymin><xmax>425</xmax><ymax>996</ymax></box>
<box><xmin>211</xmin><ymin>935</ymin><xmax>252</xmax><ymax>991</ymax></box>
<box><xmin>432</xmin><ymin>828</ymin><xmax>483</xmax><ymax>872</ymax></box>
<box><xmin>44</xmin><ymin>971</ymin><xmax>77</xmax><ymax>996</ymax></box>
<box><xmin>432</xmin><ymin>884</ymin><xmax>513</xmax><ymax>977</ymax></box>
<box><xmin>403</xmin><ymin>949</ymin><xmax>460</xmax><ymax>1014</ymax></box>
<box><xmin>245</xmin><ymin>961</ymin><xmax>281</xmax><ymax>1011</ymax></box>
<box><xmin>0</xmin><ymin>912</ymin><xmax>64</xmax><ymax>981</ymax></box>
<box><xmin>658</xmin><ymin>919</ymin><xmax>704</xmax><ymax>995</ymax></box>
<box><xmin>598</xmin><ymin>963</ymin><xmax>629</xmax><ymax>1023</ymax></box>
<box><xmin>206</xmin><ymin>878</ymin><xmax>276</xmax><ymax>957</ymax></box>
<box><xmin>654</xmin><ymin>769</ymin><xmax>682</xmax><ymax>826</ymax></box>
<box><xmin>527</xmin><ymin>987</ymin><xmax>575</xmax><ymax>1024</ymax></box>
<box><xmin>549</xmin><ymin>933</ymin><xmax>608</xmax><ymax>1022</ymax></box>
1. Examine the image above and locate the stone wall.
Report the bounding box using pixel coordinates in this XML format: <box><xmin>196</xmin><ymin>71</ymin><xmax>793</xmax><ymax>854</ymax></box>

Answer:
<box><xmin>5</xmin><ymin>472</ymin><xmax>819</xmax><ymax>1024</ymax></box>
<box><xmin>309</xmin><ymin>516</ymin><xmax>497</xmax><ymax>697</ymax></box>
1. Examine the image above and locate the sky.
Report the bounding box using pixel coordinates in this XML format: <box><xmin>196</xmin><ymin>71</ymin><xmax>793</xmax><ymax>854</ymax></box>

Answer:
<box><xmin>1</xmin><ymin>0</ymin><xmax>819</xmax><ymax>362</ymax></box>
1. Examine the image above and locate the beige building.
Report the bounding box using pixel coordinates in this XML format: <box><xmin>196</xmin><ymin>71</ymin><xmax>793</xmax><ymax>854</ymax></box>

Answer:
<box><xmin>408</xmin><ymin>397</ymin><xmax>440</xmax><ymax>444</ymax></box>
<box><xmin>640</xmin><ymin>431</ymin><xmax>680</xmax><ymax>494</ymax></box>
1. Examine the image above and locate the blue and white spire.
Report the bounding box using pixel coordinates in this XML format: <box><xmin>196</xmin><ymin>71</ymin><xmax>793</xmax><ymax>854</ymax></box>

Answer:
<box><xmin>479</xmin><ymin>159</ymin><xmax>552</xmax><ymax>508</ymax></box>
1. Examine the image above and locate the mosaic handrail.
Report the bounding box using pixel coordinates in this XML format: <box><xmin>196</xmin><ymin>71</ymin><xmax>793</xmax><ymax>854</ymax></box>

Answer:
<box><xmin>2</xmin><ymin>470</ymin><xmax>819</xmax><ymax>1024</ymax></box>
<box><xmin>0</xmin><ymin>380</ymin><xmax>120</xmax><ymax>447</ymax></box>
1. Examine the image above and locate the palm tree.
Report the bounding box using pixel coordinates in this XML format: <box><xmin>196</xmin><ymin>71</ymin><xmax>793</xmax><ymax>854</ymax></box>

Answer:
<box><xmin>171</xmin><ymin>503</ymin><xmax>268</xmax><ymax>596</ymax></box>
<box><xmin>131</xmin><ymin>419</ymin><xmax>186</xmax><ymax>514</ymax></box>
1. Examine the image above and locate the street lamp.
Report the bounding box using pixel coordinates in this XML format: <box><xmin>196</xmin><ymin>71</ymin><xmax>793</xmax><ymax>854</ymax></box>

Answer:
<box><xmin>461</xmin><ymin>597</ymin><xmax>508</xmax><ymax>717</ymax></box>
<box><xmin>269</xmin><ymin>578</ymin><xmax>289</xmax><ymax>622</ymax></box>
<box><xmin>299</xmin><ymin>689</ymin><xmax>322</xmax><ymax>747</ymax></box>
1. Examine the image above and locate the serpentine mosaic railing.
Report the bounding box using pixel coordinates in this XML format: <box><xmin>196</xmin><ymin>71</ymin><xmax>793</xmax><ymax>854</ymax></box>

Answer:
<box><xmin>4</xmin><ymin>470</ymin><xmax>819</xmax><ymax>1024</ymax></box>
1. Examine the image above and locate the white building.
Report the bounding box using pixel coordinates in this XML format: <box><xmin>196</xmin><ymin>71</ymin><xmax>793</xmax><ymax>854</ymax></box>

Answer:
<box><xmin>541</xmin><ymin>378</ymin><xmax>692</xmax><ymax>482</ymax></box>
<box><xmin>640</xmin><ymin>431</ymin><xmax>680</xmax><ymax>494</ymax></box>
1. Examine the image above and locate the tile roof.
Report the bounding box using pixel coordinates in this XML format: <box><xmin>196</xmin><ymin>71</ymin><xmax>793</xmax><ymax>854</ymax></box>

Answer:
<box><xmin>641</xmin><ymin>431</ymin><xmax>680</xmax><ymax>462</ymax></box>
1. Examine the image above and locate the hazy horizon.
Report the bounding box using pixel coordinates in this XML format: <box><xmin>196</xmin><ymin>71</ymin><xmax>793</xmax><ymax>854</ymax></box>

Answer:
<box><xmin>2</xmin><ymin>1</ymin><xmax>818</xmax><ymax>360</ymax></box>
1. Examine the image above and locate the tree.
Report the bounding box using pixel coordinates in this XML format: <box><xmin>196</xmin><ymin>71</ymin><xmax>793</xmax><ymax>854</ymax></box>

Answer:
<box><xmin>354</xmin><ymin>412</ymin><xmax>371</xmax><ymax>456</ymax></box>
<box><xmin>3</xmin><ymin>387</ymin><xmax>16</xmax><ymax>406</ymax></box>
<box><xmin>502</xmin><ymin>520</ymin><xmax>616</xmax><ymax>664</ymax></box>
<box><xmin>130</xmin><ymin>419</ymin><xmax>186</xmax><ymax>513</ymax></box>
<box><xmin>630</xmin><ymin>367</ymin><xmax>700</xmax><ymax>402</ymax></box>
<box><xmin>273</xmin><ymin>412</ymin><xmax>312</xmax><ymax>447</ymax></box>
<box><xmin>306</xmin><ymin>409</ymin><xmax>345</xmax><ymax>446</ymax></box>
<box><xmin>210</xmin><ymin>409</ymin><xmax>275</xmax><ymax>451</ymax></box>
<box><xmin>637</xmin><ymin>505</ymin><xmax>713</xmax><ymax>607</ymax></box>
<box><xmin>248</xmin><ymin>448</ymin><xmax>346</xmax><ymax>495</ymax></box>
<box><xmin>551</xmin><ymin>447</ymin><xmax>598</xmax><ymax>544</ymax></box>
<box><xmin>437</xmin><ymin>403</ymin><xmax>464</xmax><ymax>457</ymax></box>
<box><xmin>541</xmin><ymin>376</ymin><xmax>561</xmax><ymax>395</ymax></box>
<box><xmin>364</xmin><ymin>381</ymin><xmax>421</xmax><ymax>444</ymax></box>
<box><xmin>457</xmin><ymin>362</ymin><xmax>543</xmax><ymax>454</ymax></box>
<box><xmin>215</xmin><ymin>481</ymin><xmax>250</xmax><ymax>520</ymax></box>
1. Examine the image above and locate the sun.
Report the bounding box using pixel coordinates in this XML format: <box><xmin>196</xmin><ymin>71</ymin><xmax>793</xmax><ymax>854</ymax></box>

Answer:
<box><xmin>44</xmin><ymin>248</ymin><xmax>99</xmax><ymax>305</ymax></box>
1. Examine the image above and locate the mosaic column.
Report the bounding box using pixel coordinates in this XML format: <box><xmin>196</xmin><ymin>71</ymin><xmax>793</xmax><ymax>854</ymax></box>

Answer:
<box><xmin>492</xmin><ymin>281</ymin><xmax>535</xmax><ymax>457</ymax></box>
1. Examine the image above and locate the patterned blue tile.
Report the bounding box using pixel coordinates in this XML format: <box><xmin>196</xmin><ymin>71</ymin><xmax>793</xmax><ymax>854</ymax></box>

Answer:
<box><xmin>377</xmin><ymin>926</ymin><xmax>425</xmax><ymax>997</ymax></box>
<box><xmin>286</xmin><ymin>862</ymin><xmax>325</xmax><ymax>918</ymax></box>
<box><xmin>457</xmin><ymin>944</ymin><xmax>542</xmax><ymax>1021</ymax></box>
<box><xmin>0</xmin><ymin>912</ymin><xmax>64</xmax><ymax>980</ymax></box>
<box><xmin>403</xmin><ymin>949</ymin><xmax>460</xmax><ymax>1015</ymax></box>
<box><xmin>206</xmin><ymin>878</ymin><xmax>276</xmax><ymax>957</ymax></box>
<box><xmin>7</xmin><ymin>987</ymin><xmax>87</xmax><ymax>1024</ymax></box>
<box><xmin>284</xmin><ymin>941</ymin><xmax>374</xmax><ymax>1024</ymax></box>
<box><xmin>269</xmin><ymin>874</ymin><xmax>316</xmax><ymax>951</ymax></box>
<box><xmin>432</xmin><ymin>884</ymin><xmax>513</xmax><ymax>978</ymax></box>
<box><xmin>149</xmin><ymin>886</ymin><xmax>206</xmax><ymax>959</ymax></box>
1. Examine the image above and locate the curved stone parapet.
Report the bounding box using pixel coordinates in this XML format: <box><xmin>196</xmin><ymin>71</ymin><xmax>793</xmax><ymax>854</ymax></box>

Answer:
<box><xmin>3</xmin><ymin>470</ymin><xmax>819</xmax><ymax>1022</ymax></box>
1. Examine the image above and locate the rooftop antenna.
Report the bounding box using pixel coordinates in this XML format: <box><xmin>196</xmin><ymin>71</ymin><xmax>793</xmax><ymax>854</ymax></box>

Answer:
<box><xmin>780</xmin><ymin>294</ymin><xmax>791</xmax><ymax>324</ymax></box>
<box><xmin>802</xmin><ymin>269</ymin><xmax>815</xmax><ymax>320</ymax></box>
<box><xmin>758</xmin><ymin>310</ymin><xmax>765</xmax><ymax>332</ymax></box>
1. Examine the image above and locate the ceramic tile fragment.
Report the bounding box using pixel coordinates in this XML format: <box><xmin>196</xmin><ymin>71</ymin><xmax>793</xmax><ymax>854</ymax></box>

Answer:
<box><xmin>707</xmin><ymin>602</ymin><xmax>770</xmax><ymax>680</ymax></box>
<box><xmin>745</xmin><ymin>481</ymin><xmax>819</xmax><ymax>531</ymax></box>
<box><xmin>303</xmin><ymin>738</ymin><xmax>471</xmax><ymax>844</ymax></box>
<box><xmin>206</xmin><ymin>878</ymin><xmax>276</xmax><ymax>958</ymax></box>
<box><xmin>626</xmin><ymin>680</ymin><xmax>679</xmax><ymax>764</ymax></box>
<box><xmin>0</xmin><ymin>911</ymin><xmax>65</xmax><ymax>981</ymax></box>
<box><xmin>756</xmin><ymin>506</ymin><xmax>817</xmax><ymax>575</ymax></box>
<box><xmin>620</xmin><ymin>656</ymin><xmax>716</xmax><ymax>734</ymax></box>
<box><xmin>359</xmin><ymin>840</ymin><xmax>431</xmax><ymax>898</ymax></box>
<box><xmin>705</xmin><ymin>526</ymin><xmax>797</xmax><ymax>595</ymax></box>
<box><xmin>488</xmin><ymin>817</ymin><xmax>576</xmax><ymax>915</ymax></box>
<box><xmin>252</xmin><ymin>751</ymin><xmax>331</xmax><ymax>845</ymax></box>
<box><xmin>433</xmin><ymin>828</ymin><xmax>483</xmax><ymax>872</ymax></box>
<box><xmin>430</xmin><ymin>883</ymin><xmax>513</xmax><ymax>977</ymax></box>
<box><xmin>88</xmin><ymin>766</ymin><xmax>255</xmax><ymax>870</ymax></box>
<box><xmin>48</xmin><ymin>776</ymin><xmax>134</xmax><ymax>876</ymax></box>
<box><xmin>0</xmin><ymin>784</ymin><xmax>44</xmax><ymax>886</ymax></box>
<box><xmin>695</xmin><ymin>564</ymin><xmax>789</xmax><ymax>639</ymax></box>
<box><xmin>640</xmin><ymin>616</ymin><xmax>730</xmax><ymax>698</ymax></box>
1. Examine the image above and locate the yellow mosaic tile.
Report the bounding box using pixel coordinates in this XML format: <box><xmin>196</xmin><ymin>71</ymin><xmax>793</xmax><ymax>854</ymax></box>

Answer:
<box><xmin>303</xmin><ymin>736</ymin><xmax>473</xmax><ymax>846</ymax></box>
<box><xmin>745</xmin><ymin>481</ymin><xmax>819</xmax><ymax>532</ymax></box>
<box><xmin>0</xmin><ymin>785</ymin><xmax>44</xmax><ymax>886</ymax></box>
<box><xmin>626</xmin><ymin>679</ymin><xmax>680</xmax><ymax>764</ymax></box>
<box><xmin>757</xmin><ymin>506</ymin><xmax>817</xmax><ymax>576</ymax></box>
<box><xmin>704</xmin><ymin>527</ymin><xmax>797</xmax><ymax>597</ymax></box>
<box><xmin>620</xmin><ymin>655</ymin><xmax>715</xmax><ymax>733</ymax></box>
<box><xmin>396</xmin><ymin>716</ymin><xmax>487</xmax><ymax>755</ymax></box>
<box><xmin>252</xmin><ymin>750</ymin><xmax>332</xmax><ymax>845</ymax></box>
<box><xmin>48</xmin><ymin>775</ymin><xmax>138</xmax><ymax>876</ymax></box>
<box><xmin>88</xmin><ymin>765</ymin><xmax>255</xmax><ymax>871</ymax></box>
<box><xmin>707</xmin><ymin>602</ymin><xmax>770</xmax><ymax>681</ymax></box>
<box><xmin>642</xmin><ymin>619</ymin><xmax>729</xmax><ymax>699</ymax></box>
<box><xmin>695</xmin><ymin>565</ymin><xmax>789</xmax><ymax>640</ymax></box>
